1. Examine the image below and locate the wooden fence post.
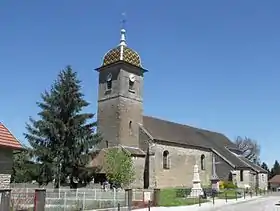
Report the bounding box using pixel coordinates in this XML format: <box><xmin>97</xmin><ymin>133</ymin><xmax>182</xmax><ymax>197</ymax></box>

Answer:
<box><xmin>34</xmin><ymin>189</ymin><xmax>46</xmax><ymax>211</ymax></box>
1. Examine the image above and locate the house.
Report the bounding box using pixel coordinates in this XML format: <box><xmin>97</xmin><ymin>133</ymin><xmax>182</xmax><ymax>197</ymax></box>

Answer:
<box><xmin>268</xmin><ymin>175</ymin><xmax>280</xmax><ymax>191</ymax></box>
<box><xmin>0</xmin><ymin>123</ymin><xmax>23</xmax><ymax>188</ymax></box>
<box><xmin>90</xmin><ymin>26</ymin><xmax>268</xmax><ymax>190</ymax></box>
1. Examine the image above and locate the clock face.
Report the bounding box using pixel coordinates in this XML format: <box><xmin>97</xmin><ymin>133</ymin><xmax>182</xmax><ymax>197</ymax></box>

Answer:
<box><xmin>106</xmin><ymin>73</ymin><xmax>112</xmax><ymax>81</ymax></box>
<box><xmin>129</xmin><ymin>74</ymin><xmax>136</xmax><ymax>82</ymax></box>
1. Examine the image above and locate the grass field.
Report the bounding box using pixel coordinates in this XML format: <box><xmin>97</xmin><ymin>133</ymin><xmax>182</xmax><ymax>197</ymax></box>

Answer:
<box><xmin>158</xmin><ymin>188</ymin><xmax>208</xmax><ymax>207</ymax></box>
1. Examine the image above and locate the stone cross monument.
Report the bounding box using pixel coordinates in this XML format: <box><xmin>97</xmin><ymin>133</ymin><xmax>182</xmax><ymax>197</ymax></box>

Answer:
<box><xmin>210</xmin><ymin>154</ymin><xmax>220</xmax><ymax>192</ymax></box>
<box><xmin>189</xmin><ymin>164</ymin><xmax>203</xmax><ymax>198</ymax></box>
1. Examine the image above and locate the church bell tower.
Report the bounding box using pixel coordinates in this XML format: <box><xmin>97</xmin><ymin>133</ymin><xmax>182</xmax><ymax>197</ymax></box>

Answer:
<box><xmin>95</xmin><ymin>26</ymin><xmax>148</xmax><ymax>149</ymax></box>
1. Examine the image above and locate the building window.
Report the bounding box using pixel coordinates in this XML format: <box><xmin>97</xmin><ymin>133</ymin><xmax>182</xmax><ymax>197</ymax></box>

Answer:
<box><xmin>106</xmin><ymin>73</ymin><xmax>112</xmax><ymax>90</ymax></box>
<box><xmin>129</xmin><ymin>121</ymin><xmax>132</xmax><ymax>135</ymax></box>
<box><xmin>240</xmin><ymin>170</ymin><xmax>244</xmax><ymax>182</ymax></box>
<box><xmin>129</xmin><ymin>80</ymin><xmax>134</xmax><ymax>91</ymax></box>
<box><xmin>201</xmin><ymin>154</ymin><xmax>205</xmax><ymax>170</ymax></box>
<box><xmin>163</xmin><ymin>150</ymin><xmax>170</xmax><ymax>169</ymax></box>
<box><xmin>107</xmin><ymin>80</ymin><xmax>112</xmax><ymax>90</ymax></box>
<box><xmin>128</xmin><ymin>74</ymin><xmax>135</xmax><ymax>92</ymax></box>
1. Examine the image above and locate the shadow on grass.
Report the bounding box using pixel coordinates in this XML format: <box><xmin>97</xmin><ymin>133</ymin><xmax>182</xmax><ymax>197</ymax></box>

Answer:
<box><xmin>158</xmin><ymin>188</ymin><xmax>208</xmax><ymax>207</ymax></box>
<box><xmin>218</xmin><ymin>189</ymin><xmax>242</xmax><ymax>199</ymax></box>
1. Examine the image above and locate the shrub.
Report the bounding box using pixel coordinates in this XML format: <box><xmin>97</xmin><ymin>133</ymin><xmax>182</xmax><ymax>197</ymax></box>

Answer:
<box><xmin>219</xmin><ymin>181</ymin><xmax>225</xmax><ymax>189</ymax></box>
<box><xmin>104</xmin><ymin>148</ymin><xmax>135</xmax><ymax>188</ymax></box>
<box><xmin>223</xmin><ymin>181</ymin><xmax>237</xmax><ymax>189</ymax></box>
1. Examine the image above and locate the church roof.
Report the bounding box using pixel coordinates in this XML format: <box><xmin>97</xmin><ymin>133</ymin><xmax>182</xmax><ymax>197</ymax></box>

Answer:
<box><xmin>88</xmin><ymin>145</ymin><xmax>145</xmax><ymax>173</ymax></box>
<box><xmin>237</xmin><ymin>156</ymin><xmax>268</xmax><ymax>173</ymax></box>
<box><xmin>101</xmin><ymin>29</ymin><xmax>142</xmax><ymax>68</ymax></box>
<box><xmin>103</xmin><ymin>45</ymin><xmax>142</xmax><ymax>68</ymax></box>
<box><xmin>0</xmin><ymin>123</ymin><xmax>22</xmax><ymax>150</ymax></box>
<box><xmin>142</xmin><ymin>116</ymin><xmax>263</xmax><ymax>170</ymax></box>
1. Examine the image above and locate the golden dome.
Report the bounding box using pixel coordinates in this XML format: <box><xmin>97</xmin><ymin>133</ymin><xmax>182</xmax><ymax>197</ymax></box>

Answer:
<box><xmin>103</xmin><ymin>46</ymin><xmax>141</xmax><ymax>67</ymax></box>
<box><xmin>101</xmin><ymin>29</ymin><xmax>142</xmax><ymax>68</ymax></box>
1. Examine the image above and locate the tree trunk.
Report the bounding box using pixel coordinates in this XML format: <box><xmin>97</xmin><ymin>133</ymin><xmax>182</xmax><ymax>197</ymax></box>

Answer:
<box><xmin>69</xmin><ymin>176</ymin><xmax>77</xmax><ymax>189</ymax></box>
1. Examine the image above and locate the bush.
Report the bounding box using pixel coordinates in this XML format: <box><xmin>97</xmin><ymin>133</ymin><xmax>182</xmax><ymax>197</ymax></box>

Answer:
<box><xmin>223</xmin><ymin>181</ymin><xmax>237</xmax><ymax>189</ymax></box>
<box><xmin>219</xmin><ymin>181</ymin><xmax>225</xmax><ymax>189</ymax></box>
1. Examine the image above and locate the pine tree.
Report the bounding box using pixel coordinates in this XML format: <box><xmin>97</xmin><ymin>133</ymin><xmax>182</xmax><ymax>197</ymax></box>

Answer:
<box><xmin>270</xmin><ymin>160</ymin><xmax>280</xmax><ymax>179</ymax></box>
<box><xmin>25</xmin><ymin>66</ymin><xmax>101</xmax><ymax>188</ymax></box>
<box><xmin>261</xmin><ymin>162</ymin><xmax>269</xmax><ymax>172</ymax></box>
<box><xmin>261</xmin><ymin>162</ymin><xmax>270</xmax><ymax>178</ymax></box>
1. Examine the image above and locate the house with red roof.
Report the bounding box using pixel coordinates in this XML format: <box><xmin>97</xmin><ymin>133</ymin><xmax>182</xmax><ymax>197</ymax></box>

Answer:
<box><xmin>268</xmin><ymin>175</ymin><xmax>280</xmax><ymax>191</ymax></box>
<box><xmin>0</xmin><ymin>122</ymin><xmax>22</xmax><ymax>188</ymax></box>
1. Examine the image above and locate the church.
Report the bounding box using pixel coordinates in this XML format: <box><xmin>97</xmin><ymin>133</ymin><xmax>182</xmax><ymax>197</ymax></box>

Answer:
<box><xmin>91</xmin><ymin>27</ymin><xmax>268</xmax><ymax>190</ymax></box>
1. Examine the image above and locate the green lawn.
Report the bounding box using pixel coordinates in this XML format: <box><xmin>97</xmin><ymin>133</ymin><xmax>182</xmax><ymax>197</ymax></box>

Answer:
<box><xmin>158</xmin><ymin>188</ymin><xmax>208</xmax><ymax>207</ymax></box>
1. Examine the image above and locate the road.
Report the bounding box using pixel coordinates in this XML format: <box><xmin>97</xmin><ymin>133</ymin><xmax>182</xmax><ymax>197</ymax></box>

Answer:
<box><xmin>209</xmin><ymin>196</ymin><xmax>280</xmax><ymax>211</ymax></box>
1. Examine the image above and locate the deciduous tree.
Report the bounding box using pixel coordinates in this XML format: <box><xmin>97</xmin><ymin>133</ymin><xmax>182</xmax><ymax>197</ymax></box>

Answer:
<box><xmin>234</xmin><ymin>136</ymin><xmax>260</xmax><ymax>163</ymax></box>
<box><xmin>104</xmin><ymin>148</ymin><xmax>135</xmax><ymax>188</ymax></box>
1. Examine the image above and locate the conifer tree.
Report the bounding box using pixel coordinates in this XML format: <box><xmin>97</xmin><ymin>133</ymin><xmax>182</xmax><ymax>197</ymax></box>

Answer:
<box><xmin>25</xmin><ymin>66</ymin><xmax>101</xmax><ymax>188</ymax></box>
<box><xmin>270</xmin><ymin>160</ymin><xmax>280</xmax><ymax>179</ymax></box>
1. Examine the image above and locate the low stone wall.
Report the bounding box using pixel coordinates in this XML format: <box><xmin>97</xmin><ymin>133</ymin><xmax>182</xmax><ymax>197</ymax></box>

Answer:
<box><xmin>0</xmin><ymin>174</ymin><xmax>11</xmax><ymax>188</ymax></box>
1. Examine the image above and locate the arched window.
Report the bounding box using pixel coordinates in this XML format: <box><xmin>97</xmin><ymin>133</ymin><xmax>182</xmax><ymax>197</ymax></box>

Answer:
<box><xmin>201</xmin><ymin>154</ymin><xmax>205</xmax><ymax>170</ymax></box>
<box><xmin>163</xmin><ymin>150</ymin><xmax>170</xmax><ymax>169</ymax></box>
<box><xmin>129</xmin><ymin>80</ymin><xmax>134</xmax><ymax>90</ymax></box>
<box><xmin>129</xmin><ymin>121</ymin><xmax>132</xmax><ymax>135</ymax></box>
<box><xmin>240</xmin><ymin>170</ymin><xmax>244</xmax><ymax>181</ymax></box>
<box><xmin>107</xmin><ymin>80</ymin><xmax>112</xmax><ymax>90</ymax></box>
<box><xmin>106</xmin><ymin>73</ymin><xmax>112</xmax><ymax>90</ymax></box>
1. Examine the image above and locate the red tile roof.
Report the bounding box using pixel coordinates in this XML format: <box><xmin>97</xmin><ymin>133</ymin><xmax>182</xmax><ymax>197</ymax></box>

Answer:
<box><xmin>0</xmin><ymin>123</ymin><xmax>22</xmax><ymax>149</ymax></box>
<box><xmin>268</xmin><ymin>175</ymin><xmax>280</xmax><ymax>184</ymax></box>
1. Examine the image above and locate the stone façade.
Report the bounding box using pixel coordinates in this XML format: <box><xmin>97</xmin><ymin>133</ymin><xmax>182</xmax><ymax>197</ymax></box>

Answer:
<box><xmin>97</xmin><ymin>63</ymin><xmax>144</xmax><ymax>149</ymax></box>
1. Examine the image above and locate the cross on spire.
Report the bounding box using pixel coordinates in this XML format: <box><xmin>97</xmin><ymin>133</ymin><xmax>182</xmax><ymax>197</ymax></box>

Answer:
<box><xmin>121</xmin><ymin>12</ymin><xmax>126</xmax><ymax>29</ymax></box>
<box><xmin>119</xmin><ymin>12</ymin><xmax>127</xmax><ymax>46</ymax></box>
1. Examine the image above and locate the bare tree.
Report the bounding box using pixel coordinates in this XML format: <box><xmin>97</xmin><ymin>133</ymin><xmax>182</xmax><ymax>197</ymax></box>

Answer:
<box><xmin>234</xmin><ymin>136</ymin><xmax>260</xmax><ymax>163</ymax></box>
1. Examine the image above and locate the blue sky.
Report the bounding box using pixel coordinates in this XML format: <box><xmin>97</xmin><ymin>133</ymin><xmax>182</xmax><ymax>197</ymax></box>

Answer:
<box><xmin>1</xmin><ymin>1</ymin><xmax>280</xmax><ymax>167</ymax></box>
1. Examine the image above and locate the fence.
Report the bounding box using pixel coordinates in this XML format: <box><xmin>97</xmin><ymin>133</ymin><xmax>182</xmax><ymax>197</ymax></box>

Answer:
<box><xmin>10</xmin><ymin>188</ymin><xmax>35</xmax><ymax>210</ymax></box>
<box><xmin>46</xmin><ymin>189</ymin><xmax>127</xmax><ymax>210</ymax></box>
<box><xmin>1</xmin><ymin>188</ymin><xmax>158</xmax><ymax>211</ymax></box>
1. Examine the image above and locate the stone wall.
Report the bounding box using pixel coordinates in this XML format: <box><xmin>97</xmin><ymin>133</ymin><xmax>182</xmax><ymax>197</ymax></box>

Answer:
<box><xmin>131</xmin><ymin>156</ymin><xmax>145</xmax><ymax>188</ymax></box>
<box><xmin>149</xmin><ymin>143</ymin><xmax>212</xmax><ymax>188</ymax></box>
<box><xmin>0</xmin><ymin>148</ymin><xmax>13</xmax><ymax>188</ymax></box>
<box><xmin>97</xmin><ymin>65</ymin><xmax>144</xmax><ymax>149</ymax></box>
<box><xmin>258</xmin><ymin>173</ymin><xmax>268</xmax><ymax>190</ymax></box>
<box><xmin>232</xmin><ymin>169</ymin><xmax>252</xmax><ymax>188</ymax></box>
